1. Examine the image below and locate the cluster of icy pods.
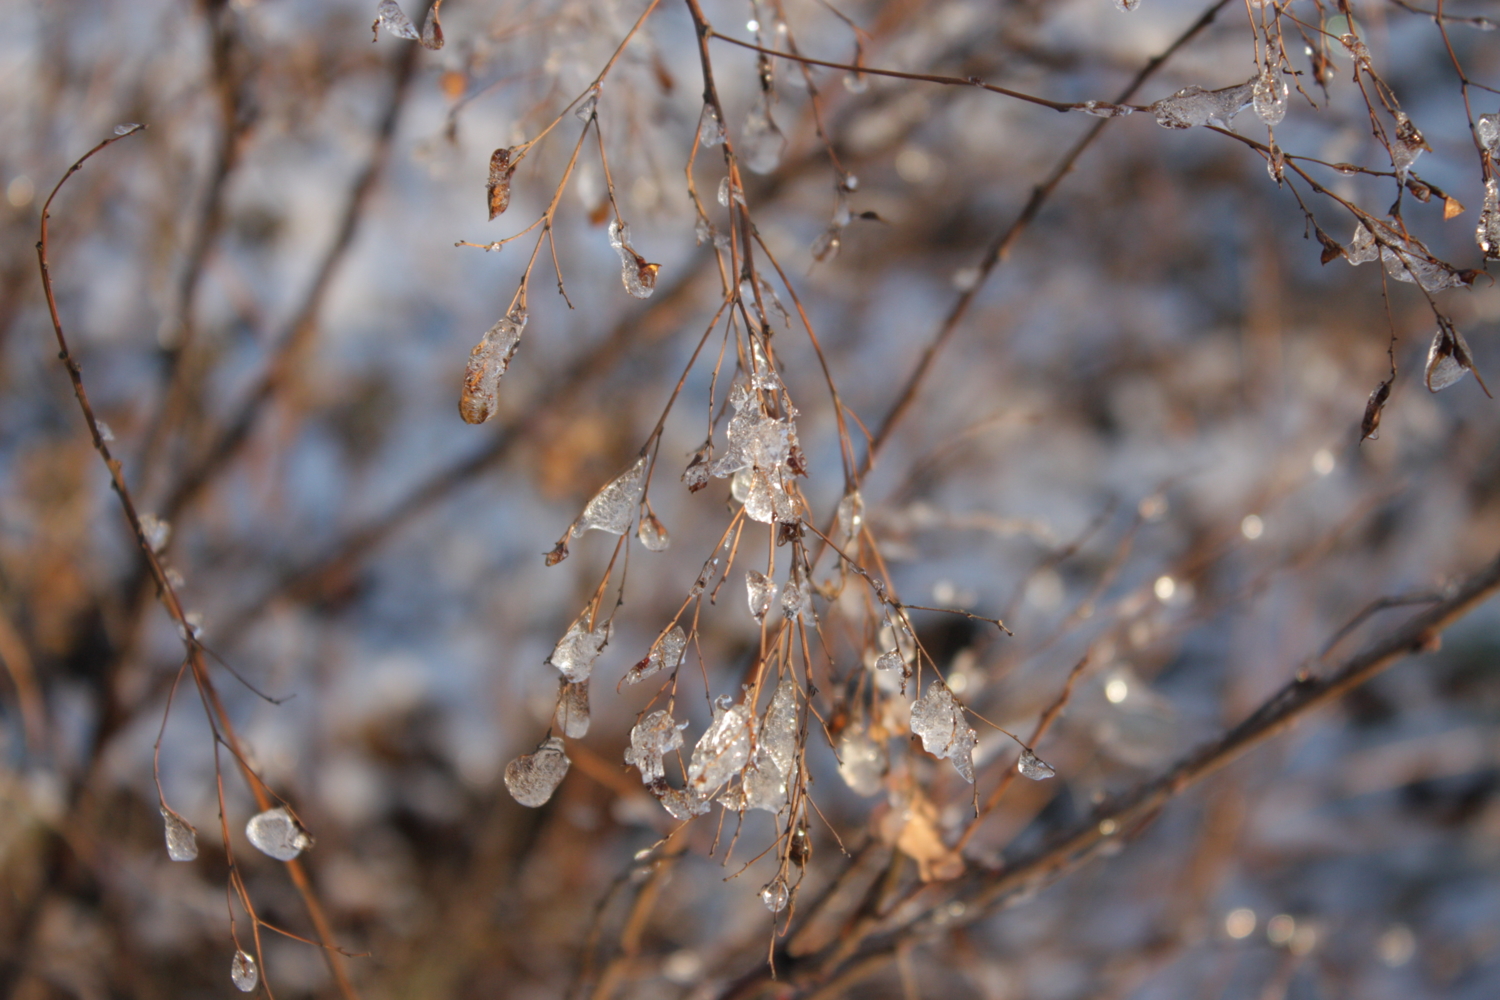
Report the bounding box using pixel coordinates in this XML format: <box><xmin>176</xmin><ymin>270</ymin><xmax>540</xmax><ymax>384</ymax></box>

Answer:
<box><xmin>159</xmin><ymin>803</ymin><xmax>315</xmax><ymax>990</ymax></box>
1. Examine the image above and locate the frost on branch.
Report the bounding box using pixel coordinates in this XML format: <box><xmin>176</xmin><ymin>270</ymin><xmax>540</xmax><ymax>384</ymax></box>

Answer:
<box><xmin>1151</xmin><ymin>79</ymin><xmax>1253</xmax><ymax>129</ymax></box>
<box><xmin>623</xmin><ymin>623</ymin><xmax>686</xmax><ymax>685</ymax></box>
<box><xmin>1017</xmin><ymin>748</ymin><xmax>1056</xmax><ymax>780</ymax></box>
<box><xmin>742</xmin><ymin>91</ymin><xmax>785</xmax><ymax>174</ymax></box>
<box><xmin>487</xmin><ymin>147</ymin><xmax>517</xmax><ymax>219</ymax></box>
<box><xmin>624</xmin><ymin>709</ymin><xmax>687</xmax><ymax>784</ymax></box>
<box><xmin>687</xmin><ymin>696</ymin><xmax>752</xmax><ymax>797</ymax></box>
<box><xmin>504</xmin><ymin>736</ymin><xmax>570</xmax><ymax>807</ymax></box>
<box><xmin>608</xmin><ymin>220</ymin><xmax>659</xmax><ymax>299</ymax></box>
<box><xmin>568</xmin><ymin>455</ymin><xmax>647</xmax><ymax>540</ymax></box>
<box><xmin>231</xmin><ymin>950</ymin><xmax>258</xmax><ymax>992</ymax></box>
<box><xmin>459</xmin><ymin>305</ymin><xmax>528</xmax><ymax>424</ymax></box>
<box><xmin>555</xmin><ymin>680</ymin><xmax>590</xmax><ymax>738</ymax></box>
<box><xmin>549</xmin><ymin>616</ymin><xmax>610</xmax><ymax>682</ymax></box>
<box><xmin>1425</xmin><ymin>322</ymin><xmax>1488</xmax><ymax>395</ymax></box>
<box><xmin>910</xmin><ymin>679</ymin><xmax>978</xmax><ymax>782</ymax></box>
<box><xmin>1345</xmin><ymin>220</ymin><xmax>1468</xmax><ymax>292</ymax></box>
<box><xmin>246</xmin><ymin>806</ymin><xmax>313</xmax><ymax>861</ymax></box>
<box><xmin>161</xmin><ymin>807</ymin><xmax>198</xmax><ymax>862</ymax></box>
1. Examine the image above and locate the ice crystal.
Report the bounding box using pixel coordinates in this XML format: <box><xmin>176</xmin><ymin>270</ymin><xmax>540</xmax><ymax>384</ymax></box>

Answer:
<box><xmin>1340</xmin><ymin>33</ymin><xmax>1372</xmax><ymax>69</ymax></box>
<box><xmin>837</xmin><ymin>490</ymin><xmax>865</xmax><ymax>536</ymax></box>
<box><xmin>555</xmin><ymin>680</ymin><xmax>591</xmax><ymax>738</ymax></box>
<box><xmin>717</xmin><ymin>176</ymin><xmax>744</xmax><ymax>207</ymax></box>
<box><xmin>114</xmin><ymin>123</ymin><xmax>141</xmax><ymax>136</ymax></box>
<box><xmin>708</xmin><ymin>385</ymin><xmax>796</xmax><ymax>481</ymax></box>
<box><xmin>1346</xmin><ymin>220</ymin><xmax>1465</xmax><ymax>291</ymax></box>
<box><xmin>1478</xmin><ymin>113</ymin><xmax>1500</xmax><ymax>153</ymax></box>
<box><xmin>486</xmin><ymin>147</ymin><xmax>517</xmax><ymax>219</ymax></box>
<box><xmin>910</xmin><ymin>680</ymin><xmax>978</xmax><ymax>782</ymax></box>
<box><xmin>742</xmin><ymin>92</ymin><xmax>786</xmax><ymax>174</ymax></box>
<box><xmin>698</xmin><ymin>103</ymin><xmax>727</xmax><ymax>147</ymax></box>
<box><xmin>1017</xmin><ymin>748</ymin><xmax>1056</xmax><ymax>780</ymax></box>
<box><xmin>624</xmin><ymin>624</ymin><xmax>686</xmax><ymax>685</ymax></box>
<box><xmin>1425</xmin><ymin>324</ymin><xmax>1483</xmax><ymax>393</ymax></box>
<box><xmin>162</xmin><ymin>808</ymin><xmax>198</xmax><ymax>862</ymax></box>
<box><xmin>837</xmin><ymin>725</ymin><xmax>887</xmax><ymax>796</ymax></box>
<box><xmin>1151</xmin><ymin>79</ymin><xmax>1253</xmax><ymax>130</ymax></box>
<box><xmin>459</xmin><ymin>305</ymin><xmax>527</xmax><ymax>424</ymax></box>
<box><xmin>549</xmin><ymin>618</ymin><xmax>610</xmax><ymax>682</ymax></box>
<box><xmin>761</xmin><ymin>876</ymin><xmax>789</xmax><ymax>912</ymax></box>
<box><xmin>608</xmin><ymin>220</ymin><xmax>659</xmax><ymax>299</ymax></box>
<box><xmin>575</xmin><ymin>87</ymin><xmax>598</xmax><ymax>122</ymax></box>
<box><xmin>246</xmin><ymin>806</ymin><xmax>313</xmax><ymax>861</ymax></box>
<box><xmin>504</xmin><ymin>736</ymin><xmax>570</xmax><ymax>807</ymax></box>
<box><xmin>624</xmin><ymin>710</ymin><xmax>687</xmax><ymax>784</ymax></box>
<box><xmin>687</xmin><ymin>696</ymin><xmax>752</xmax><ymax>795</ymax></box>
<box><xmin>231</xmin><ymin>950</ymin><xmax>258</xmax><ymax>992</ymax></box>
<box><xmin>746</xmin><ymin>570</ymin><xmax>777</xmax><ymax>621</ymax></box>
<box><xmin>745</xmin><ymin>469</ymin><xmax>776</xmax><ymax>523</ymax></box>
<box><xmin>1252</xmin><ymin>69</ymin><xmax>1288</xmax><ymax>125</ymax></box>
<box><xmin>573</xmin><ymin>455</ymin><xmax>647</xmax><ymax>537</ymax></box>
<box><xmin>1478</xmin><ymin>179</ymin><xmax>1500</xmax><ymax>260</ymax></box>
<box><xmin>637</xmin><ymin>509</ymin><xmax>670</xmax><ymax>551</ymax></box>
<box><xmin>739</xmin><ymin>751</ymin><xmax>786</xmax><ymax>813</ymax></box>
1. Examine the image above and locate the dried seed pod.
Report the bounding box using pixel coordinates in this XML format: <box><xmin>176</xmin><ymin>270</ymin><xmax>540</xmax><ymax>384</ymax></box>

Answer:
<box><xmin>487</xmin><ymin>147</ymin><xmax>518</xmax><ymax>220</ymax></box>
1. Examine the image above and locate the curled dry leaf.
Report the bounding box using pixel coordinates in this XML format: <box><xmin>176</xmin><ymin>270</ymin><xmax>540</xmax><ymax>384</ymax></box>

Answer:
<box><xmin>1360</xmin><ymin>378</ymin><xmax>1391</xmax><ymax>443</ymax></box>
<box><xmin>487</xmin><ymin>147</ymin><xmax>518</xmax><ymax>220</ymax></box>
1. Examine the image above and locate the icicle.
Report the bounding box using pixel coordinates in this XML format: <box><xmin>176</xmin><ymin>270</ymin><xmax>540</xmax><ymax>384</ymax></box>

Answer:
<box><xmin>624</xmin><ymin>709</ymin><xmax>688</xmax><ymax>782</ymax></box>
<box><xmin>573</xmin><ymin>456</ymin><xmax>647</xmax><ymax>537</ymax></box>
<box><xmin>231</xmin><ymin>950</ymin><xmax>258</xmax><ymax>992</ymax></box>
<box><xmin>459</xmin><ymin>305</ymin><xmax>528</xmax><ymax>424</ymax></box>
<box><xmin>245</xmin><ymin>806</ymin><xmax>313</xmax><ymax>861</ymax></box>
<box><xmin>746</xmin><ymin>570</ymin><xmax>777</xmax><ymax>621</ymax></box>
<box><xmin>909</xmin><ymin>680</ymin><xmax>978</xmax><ymax>782</ymax></box>
<box><xmin>1478</xmin><ymin>179</ymin><xmax>1500</xmax><ymax>260</ymax></box>
<box><xmin>608</xmin><ymin>220</ymin><xmax>660</xmax><ymax>299</ymax></box>
<box><xmin>742</xmin><ymin>92</ymin><xmax>786</xmax><ymax>174</ymax></box>
<box><xmin>637</xmin><ymin>508</ymin><xmax>670</xmax><ymax>551</ymax></box>
<box><xmin>837</xmin><ymin>725</ymin><xmax>887</xmax><ymax>796</ymax></box>
<box><xmin>486</xmin><ymin>147</ymin><xmax>517</xmax><ymax>220</ymax></box>
<box><xmin>549</xmin><ymin>618</ymin><xmax>610</xmax><ymax>682</ymax></box>
<box><xmin>760</xmin><ymin>876</ymin><xmax>790</xmax><ymax>912</ymax></box>
<box><xmin>1252</xmin><ymin>68</ymin><xmax>1288</xmax><ymax>125</ymax></box>
<box><xmin>698</xmin><ymin>103</ymin><xmax>728</xmax><ymax>147</ymax></box>
<box><xmin>504</xmin><ymin>736</ymin><xmax>570</xmax><ymax>807</ymax></box>
<box><xmin>555</xmin><ymin>680</ymin><xmax>591</xmax><ymax>738</ymax></box>
<box><xmin>623</xmin><ymin>624</ymin><xmax>687</xmax><ymax>685</ymax></box>
<box><xmin>161</xmin><ymin>807</ymin><xmax>198</xmax><ymax>862</ymax></box>
<box><xmin>1017</xmin><ymin>748</ymin><xmax>1056</xmax><ymax>780</ymax></box>
<box><xmin>687</xmin><ymin>696</ymin><xmax>752</xmax><ymax>795</ymax></box>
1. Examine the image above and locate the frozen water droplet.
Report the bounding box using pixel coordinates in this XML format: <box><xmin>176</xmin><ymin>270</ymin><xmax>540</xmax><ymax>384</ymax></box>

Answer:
<box><xmin>780</xmin><ymin>577</ymin><xmax>810</xmax><ymax>620</ymax></box>
<box><xmin>624</xmin><ymin>624</ymin><xmax>687</xmax><ymax>685</ymax></box>
<box><xmin>1114</xmin><ymin>0</ymin><xmax>1140</xmax><ymax>10</ymax></box>
<box><xmin>374</xmin><ymin>0</ymin><xmax>420</xmax><ymax>40</ymax></box>
<box><xmin>1425</xmin><ymin>323</ymin><xmax>1481</xmax><ymax>392</ymax></box>
<box><xmin>139</xmin><ymin>513</ymin><xmax>171</xmax><ymax>553</ymax></box>
<box><xmin>1390</xmin><ymin>112</ymin><xmax>1427</xmax><ymax>179</ymax></box>
<box><xmin>637</xmin><ymin>509</ymin><xmax>670</xmax><ymax>551</ymax></box>
<box><xmin>1340</xmin><ymin>33</ymin><xmax>1372</xmax><ymax>69</ymax></box>
<box><xmin>761</xmin><ymin>876</ymin><xmax>789</xmax><ymax>912</ymax></box>
<box><xmin>231</xmin><ymin>950</ymin><xmax>258</xmax><ymax>992</ymax></box>
<box><xmin>549</xmin><ymin>617</ymin><xmax>611</xmax><ymax>682</ymax></box>
<box><xmin>608</xmin><ymin>220</ymin><xmax>660</xmax><ymax>298</ymax></box>
<box><xmin>1252</xmin><ymin>69</ymin><xmax>1288</xmax><ymax>125</ymax></box>
<box><xmin>698</xmin><ymin>103</ymin><xmax>727</xmax><ymax>147</ymax></box>
<box><xmin>555</xmin><ymin>680</ymin><xmax>591</xmax><ymax>738</ymax></box>
<box><xmin>246</xmin><ymin>806</ymin><xmax>313</xmax><ymax>861</ymax></box>
<box><xmin>1346</xmin><ymin>223</ymin><xmax>1378</xmax><ymax>265</ymax></box>
<box><xmin>659</xmin><ymin>786</ymin><xmax>710</xmax><ymax>820</ymax></box>
<box><xmin>874</xmin><ymin>650</ymin><xmax>903</xmax><ymax>672</ymax></box>
<box><xmin>837</xmin><ymin>725</ymin><xmax>887</xmax><ymax>796</ymax></box>
<box><xmin>161</xmin><ymin>807</ymin><xmax>198</xmax><ymax>862</ymax></box>
<box><xmin>761</xmin><ymin>678</ymin><xmax>799</xmax><ymax>779</ymax></box>
<box><xmin>742</xmin><ymin>93</ymin><xmax>786</xmax><ymax>174</ymax></box>
<box><xmin>1017</xmin><ymin>748</ymin><xmax>1056</xmax><ymax>780</ymax></box>
<box><xmin>910</xmin><ymin>680</ymin><xmax>977</xmax><ymax>782</ymax></box>
<box><xmin>113</xmin><ymin>123</ymin><xmax>141</xmax><ymax>136</ymax></box>
<box><xmin>1477</xmin><ymin>113</ymin><xmax>1500</xmax><ymax>154</ymax></box>
<box><xmin>96</xmin><ymin>421</ymin><xmax>114</xmax><ymax>443</ymax></box>
<box><xmin>1478</xmin><ymin>178</ymin><xmax>1500</xmax><ymax>260</ymax></box>
<box><xmin>459</xmin><ymin>305</ymin><xmax>528</xmax><ymax>424</ymax></box>
<box><xmin>746</xmin><ymin>570</ymin><xmax>777</xmax><ymax>621</ymax></box>
<box><xmin>504</xmin><ymin>735</ymin><xmax>570</xmax><ymax>807</ymax></box>
<box><xmin>687</xmin><ymin>697</ymin><xmax>752</xmax><ymax>795</ymax></box>
<box><xmin>1079</xmin><ymin>100</ymin><xmax>1132</xmax><ymax>118</ymax></box>
<box><xmin>843</xmin><ymin>71</ymin><xmax>868</xmax><ymax>94</ymax></box>
<box><xmin>837</xmin><ymin>491</ymin><xmax>865</xmax><ymax>536</ymax></box>
<box><xmin>573</xmin><ymin>456</ymin><xmax>647</xmax><ymax>537</ymax></box>
<box><xmin>744</xmin><ymin>469</ymin><xmax>777</xmax><ymax>523</ymax></box>
<box><xmin>575</xmin><ymin>88</ymin><xmax>599</xmax><ymax>122</ymax></box>
<box><xmin>811</xmin><ymin>226</ymin><xmax>841</xmax><ymax>261</ymax></box>
<box><xmin>730</xmin><ymin>467</ymin><xmax>754</xmax><ymax>502</ymax></box>
<box><xmin>624</xmin><ymin>709</ymin><xmax>687</xmax><ymax>782</ymax></box>
<box><xmin>486</xmin><ymin>147</ymin><xmax>517</xmax><ymax>219</ymax></box>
